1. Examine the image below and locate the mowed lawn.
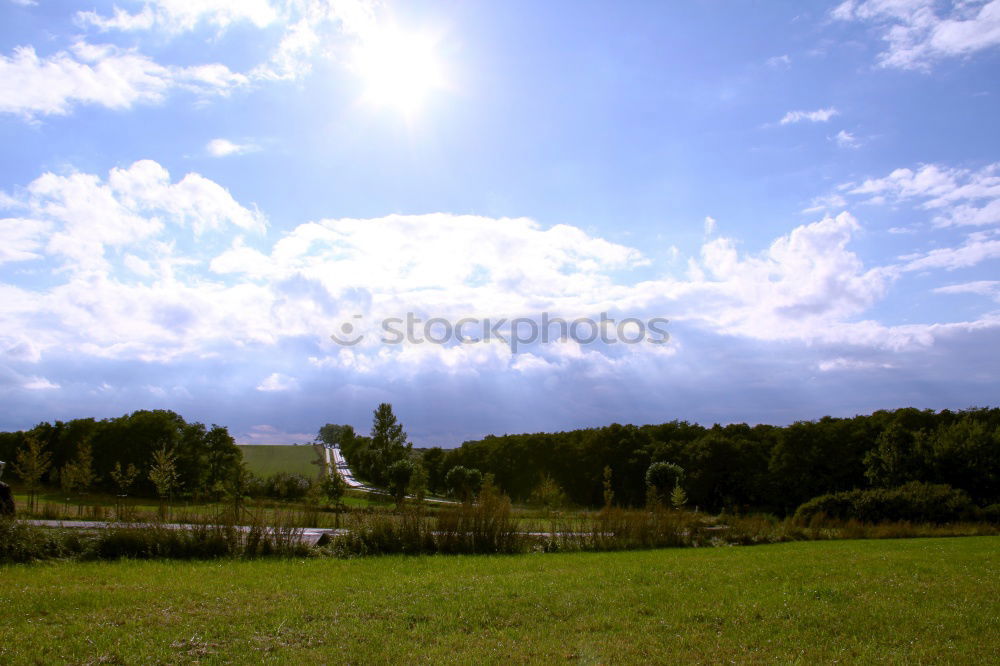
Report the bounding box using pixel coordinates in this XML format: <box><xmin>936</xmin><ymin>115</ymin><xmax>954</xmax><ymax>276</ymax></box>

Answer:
<box><xmin>239</xmin><ymin>444</ymin><xmax>322</xmax><ymax>478</ymax></box>
<box><xmin>1</xmin><ymin>538</ymin><xmax>997</xmax><ymax>664</ymax></box>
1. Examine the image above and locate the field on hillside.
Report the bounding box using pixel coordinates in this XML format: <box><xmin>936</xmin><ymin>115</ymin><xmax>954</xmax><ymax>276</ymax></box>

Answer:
<box><xmin>239</xmin><ymin>444</ymin><xmax>323</xmax><ymax>478</ymax></box>
<box><xmin>1</xmin><ymin>537</ymin><xmax>997</xmax><ymax>663</ymax></box>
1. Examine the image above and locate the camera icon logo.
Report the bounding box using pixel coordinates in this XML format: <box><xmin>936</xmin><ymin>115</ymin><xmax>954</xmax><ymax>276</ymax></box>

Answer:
<box><xmin>330</xmin><ymin>314</ymin><xmax>365</xmax><ymax>346</ymax></box>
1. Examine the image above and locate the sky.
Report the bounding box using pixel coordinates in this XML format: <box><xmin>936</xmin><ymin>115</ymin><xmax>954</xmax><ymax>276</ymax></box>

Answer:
<box><xmin>1</xmin><ymin>0</ymin><xmax>999</xmax><ymax>447</ymax></box>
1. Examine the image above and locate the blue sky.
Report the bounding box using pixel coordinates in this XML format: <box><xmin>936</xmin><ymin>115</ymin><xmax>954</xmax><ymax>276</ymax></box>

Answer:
<box><xmin>1</xmin><ymin>0</ymin><xmax>999</xmax><ymax>446</ymax></box>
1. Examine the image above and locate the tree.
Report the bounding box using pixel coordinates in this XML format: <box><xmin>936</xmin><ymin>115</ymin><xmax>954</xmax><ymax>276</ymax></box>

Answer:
<box><xmin>645</xmin><ymin>462</ymin><xmax>684</xmax><ymax>507</ymax></box>
<box><xmin>670</xmin><ymin>484</ymin><xmax>688</xmax><ymax>509</ymax></box>
<box><xmin>386</xmin><ymin>459</ymin><xmax>414</xmax><ymax>507</ymax></box>
<box><xmin>318</xmin><ymin>424</ymin><xmax>351</xmax><ymax>449</ymax></box>
<box><xmin>529</xmin><ymin>474</ymin><xmax>568</xmax><ymax>511</ymax></box>
<box><xmin>148</xmin><ymin>447</ymin><xmax>179</xmax><ymax>519</ymax></box>
<box><xmin>369</xmin><ymin>403</ymin><xmax>410</xmax><ymax>484</ymax></box>
<box><xmin>110</xmin><ymin>461</ymin><xmax>140</xmax><ymax>521</ymax></box>
<box><xmin>445</xmin><ymin>466</ymin><xmax>482</xmax><ymax>502</ymax></box>
<box><xmin>602</xmin><ymin>465</ymin><xmax>615</xmax><ymax>510</ymax></box>
<box><xmin>60</xmin><ymin>441</ymin><xmax>96</xmax><ymax>498</ymax></box>
<box><xmin>321</xmin><ymin>469</ymin><xmax>347</xmax><ymax>507</ymax></box>
<box><xmin>110</xmin><ymin>462</ymin><xmax>140</xmax><ymax>496</ymax></box>
<box><xmin>408</xmin><ymin>463</ymin><xmax>429</xmax><ymax>504</ymax></box>
<box><xmin>420</xmin><ymin>447</ymin><xmax>446</xmax><ymax>494</ymax></box>
<box><xmin>11</xmin><ymin>436</ymin><xmax>52</xmax><ymax>513</ymax></box>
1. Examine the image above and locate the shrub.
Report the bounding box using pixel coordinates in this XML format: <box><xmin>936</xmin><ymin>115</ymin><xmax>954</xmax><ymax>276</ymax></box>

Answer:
<box><xmin>794</xmin><ymin>482</ymin><xmax>978</xmax><ymax>524</ymax></box>
<box><xmin>0</xmin><ymin>518</ymin><xmax>87</xmax><ymax>563</ymax></box>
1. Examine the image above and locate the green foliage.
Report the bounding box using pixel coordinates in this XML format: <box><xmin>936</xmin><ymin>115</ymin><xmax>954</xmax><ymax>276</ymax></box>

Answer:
<box><xmin>10</xmin><ymin>435</ymin><xmax>52</xmax><ymax>512</ymax></box>
<box><xmin>528</xmin><ymin>474</ymin><xmax>568</xmax><ymax>510</ymax></box>
<box><xmin>445</xmin><ymin>465</ymin><xmax>482</xmax><ymax>501</ymax></box>
<box><xmin>645</xmin><ymin>461</ymin><xmax>684</xmax><ymax>505</ymax></box>
<box><xmin>321</xmin><ymin>470</ymin><xmax>347</xmax><ymax>507</ymax></box>
<box><xmin>110</xmin><ymin>462</ymin><xmax>140</xmax><ymax>496</ymax></box>
<box><xmin>386</xmin><ymin>458</ymin><xmax>414</xmax><ymax>507</ymax></box>
<box><xmin>670</xmin><ymin>484</ymin><xmax>688</xmax><ymax>509</ymax></box>
<box><xmin>794</xmin><ymin>482</ymin><xmax>979</xmax><ymax>524</ymax></box>
<box><xmin>419</xmin><ymin>447</ymin><xmax>447</xmax><ymax>494</ymax></box>
<box><xmin>0</xmin><ymin>410</ymin><xmax>242</xmax><ymax>500</ymax></box>
<box><xmin>60</xmin><ymin>441</ymin><xmax>96</xmax><ymax>496</ymax></box>
<box><xmin>407</xmin><ymin>463</ymin><xmax>429</xmax><ymax>503</ymax></box>
<box><xmin>602</xmin><ymin>465</ymin><xmax>614</xmax><ymax>509</ymax></box>
<box><xmin>426</xmin><ymin>408</ymin><xmax>1000</xmax><ymax>513</ymax></box>
<box><xmin>148</xmin><ymin>447</ymin><xmax>179</xmax><ymax>501</ymax></box>
<box><xmin>326</xmin><ymin>406</ymin><xmax>412</xmax><ymax>488</ymax></box>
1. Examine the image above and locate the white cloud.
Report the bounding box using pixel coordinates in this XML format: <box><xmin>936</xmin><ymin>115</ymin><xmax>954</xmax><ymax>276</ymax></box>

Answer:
<box><xmin>902</xmin><ymin>237</ymin><xmax>1000</xmax><ymax>271</ymax></box>
<box><xmin>834</xmin><ymin>129</ymin><xmax>861</xmax><ymax>148</ymax></box>
<box><xmin>849</xmin><ymin>162</ymin><xmax>1000</xmax><ymax>227</ymax></box>
<box><xmin>256</xmin><ymin>373</ymin><xmax>299</xmax><ymax>392</ymax></box>
<box><xmin>2</xmin><ymin>161</ymin><xmax>996</xmax><ymax>373</ymax></box>
<box><xmin>933</xmin><ymin>280</ymin><xmax>1000</xmax><ymax>300</ymax></box>
<box><xmin>206</xmin><ymin>138</ymin><xmax>260</xmax><ymax>157</ymax></box>
<box><xmin>23</xmin><ymin>376</ymin><xmax>59</xmax><ymax>390</ymax></box>
<box><xmin>76</xmin><ymin>0</ymin><xmax>280</xmax><ymax>34</ymax></box>
<box><xmin>818</xmin><ymin>357</ymin><xmax>894</xmax><ymax>371</ymax></box>
<box><xmin>0</xmin><ymin>41</ymin><xmax>246</xmax><ymax>119</ymax></box>
<box><xmin>833</xmin><ymin>0</ymin><xmax>1000</xmax><ymax>69</ymax></box>
<box><xmin>780</xmin><ymin>107</ymin><xmax>839</xmax><ymax>124</ymax></box>
<box><xmin>251</xmin><ymin>18</ymin><xmax>321</xmax><ymax>81</ymax></box>
<box><xmin>78</xmin><ymin>0</ymin><xmax>381</xmax><ymax>85</ymax></box>
<box><xmin>704</xmin><ymin>215</ymin><xmax>717</xmax><ymax>236</ymax></box>
<box><xmin>766</xmin><ymin>54</ymin><xmax>792</xmax><ymax>68</ymax></box>
<box><xmin>0</xmin><ymin>218</ymin><xmax>51</xmax><ymax>264</ymax></box>
<box><xmin>673</xmin><ymin>212</ymin><xmax>896</xmax><ymax>345</ymax></box>
<box><xmin>802</xmin><ymin>193</ymin><xmax>847</xmax><ymax>213</ymax></box>
<box><xmin>1</xmin><ymin>160</ymin><xmax>264</xmax><ymax>274</ymax></box>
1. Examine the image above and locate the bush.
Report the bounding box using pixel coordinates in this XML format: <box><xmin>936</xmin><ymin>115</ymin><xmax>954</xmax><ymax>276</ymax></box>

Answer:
<box><xmin>794</xmin><ymin>482</ymin><xmax>978</xmax><ymax>524</ymax></box>
<box><xmin>258</xmin><ymin>472</ymin><xmax>313</xmax><ymax>500</ymax></box>
<box><xmin>0</xmin><ymin>518</ymin><xmax>88</xmax><ymax>563</ymax></box>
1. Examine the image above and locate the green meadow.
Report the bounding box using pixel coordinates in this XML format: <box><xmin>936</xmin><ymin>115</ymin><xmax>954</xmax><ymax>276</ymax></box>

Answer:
<box><xmin>2</xmin><ymin>537</ymin><xmax>997</xmax><ymax>664</ymax></box>
<box><xmin>238</xmin><ymin>444</ymin><xmax>323</xmax><ymax>478</ymax></box>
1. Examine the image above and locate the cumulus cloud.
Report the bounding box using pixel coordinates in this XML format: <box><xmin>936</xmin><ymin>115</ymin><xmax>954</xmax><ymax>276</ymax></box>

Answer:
<box><xmin>848</xmin><ymin>162</ymin><xmax>1000</xmax><ymax>227</ymax></box>
<box><xmin>77</xmin><ymin>0</ymin><xmax>381</xmax><ymax>84</ymax></box>
<box><xmin>76</xmin><ymin>0</ymin><xmax>280</xmax><ymax>34</ymax></box>
<box><xmin>0</xmin><ymin>159</ymin><xmax>264</xmax><ymax>275</ymax></box>
<box><xmin>833</xmin><ymin>0</ymin><xmax>1000</xmax><ymax>69</ymax></box>
<box><xmin>834</xmin><ymin>129</ymin><xmax>861</xmax><ymax>148</ymax></box>
<box><xmin>256</xmin><ymin>373</ymin><xmax>299</xmax><ymax>392</ymax></box>
<box><xmin>2</xmin><ymin>160</ymin><xmax>998</xmax><ymax>384</ymax></box>
<box><xmin>0</xmin><ymin>41</ymin><xmax>246</xmax><ymax>119</ymax></box>
<box><xmin>673</xmin><ymin>212</ymin><xmax>899</xmax><ymax>345</ymax></box>
<box><xmin>780</xmin><ymin>107</ymin><xmax>839</xmax><ymax>124</ymax></box>
<box><xmin>206</xmin><ymin>138</ymin><xmax>260</xmax><ymax>157</ymax></box>
<box><xmin>2</xmin><ymin>1</ymin><xmax>386</xmax><ymax>121</ymax></box>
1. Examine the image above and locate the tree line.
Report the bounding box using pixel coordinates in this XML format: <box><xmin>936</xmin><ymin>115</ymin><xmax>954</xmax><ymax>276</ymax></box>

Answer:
<box><xmin>404</xmin><ymin>407</ymin><xmax>998</xmax><ymax>514</ymax></box>
<box><xmin>0</xmin><ymin>410</ymin><xmax>243</xmax><ymax>502</ymax></box>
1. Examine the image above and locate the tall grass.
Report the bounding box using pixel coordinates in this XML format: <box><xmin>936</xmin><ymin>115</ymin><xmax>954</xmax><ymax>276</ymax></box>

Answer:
<box><xmin>5</xmin><ymin>488</ymin><xmax>998</xmax><ymax>564</ymax></box>
<box><xmin>1</xmin><ymin>505</ymin><xmax>312</xmax><ymax>563</ymax></box>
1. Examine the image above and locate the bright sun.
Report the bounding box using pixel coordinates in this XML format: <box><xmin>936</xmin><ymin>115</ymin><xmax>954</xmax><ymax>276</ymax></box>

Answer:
<box><xmin>352</xmin><ymin>26</ymin><xmax>447</xmax><ymax>117</ymax></box>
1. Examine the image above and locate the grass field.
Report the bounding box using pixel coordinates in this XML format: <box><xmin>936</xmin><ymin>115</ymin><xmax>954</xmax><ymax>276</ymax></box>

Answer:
<box><xmin>1</xmin><ymin>537</ymin><xmax>996</xmax><ymax>663</ymax></box>
<box><xmin>239</xmin><ymin>444</ymin><xmax>323</xmax><ymax>478</ymax></box>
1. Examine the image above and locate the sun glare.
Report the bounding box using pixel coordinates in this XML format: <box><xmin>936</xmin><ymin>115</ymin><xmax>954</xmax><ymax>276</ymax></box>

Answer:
<box><xmin>352</xmin><ymin>26</ymin><xmax>447</xmax><ymax>117</ymax></box>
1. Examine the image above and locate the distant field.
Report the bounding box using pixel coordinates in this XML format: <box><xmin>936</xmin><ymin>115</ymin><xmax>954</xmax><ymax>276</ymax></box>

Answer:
<box><xmin>239</xmin><ymin>444</ymin><xmax>323</xmax><ymax>478</ymax></box>
<box><xmin>1</xmin><ymin>537</ymin><xmax>997</xmax><ymax>663</ymax></box>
